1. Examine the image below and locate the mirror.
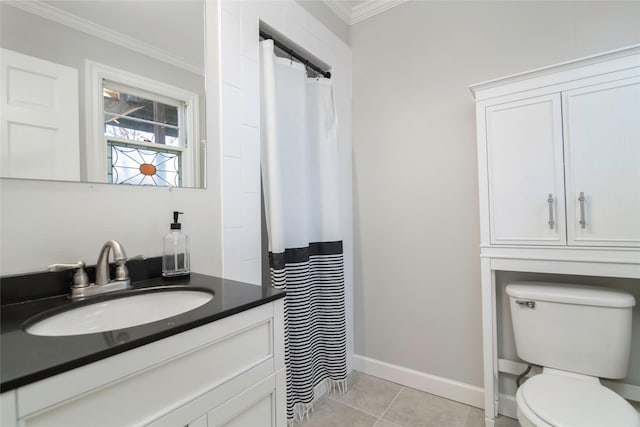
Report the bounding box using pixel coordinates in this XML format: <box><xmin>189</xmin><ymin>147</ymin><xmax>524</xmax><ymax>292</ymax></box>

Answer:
<box><xmin>0</xmin><ymin>0</ymin><xmax>207</xmax><ymax>188</ymax></box>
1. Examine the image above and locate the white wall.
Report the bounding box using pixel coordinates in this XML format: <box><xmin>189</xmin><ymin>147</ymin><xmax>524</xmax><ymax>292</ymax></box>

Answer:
<box><xmin>350</xmin><ymin>0</ymin><xmax>640</xmax><ymax>406</ymax></box>
<box><xmin>294</xmin><ymin>0</ymin><xmax>350</xmax><ymax>45</ymax></box>
<box><xmin>218</xmin><ymin>0</ymin><xmax>354</xmax><ymax>367</ymax></box>
<box><xmin>0</xmin><ymin>2</ymin><xmax>221</xmax><ymax>276</ymax></box>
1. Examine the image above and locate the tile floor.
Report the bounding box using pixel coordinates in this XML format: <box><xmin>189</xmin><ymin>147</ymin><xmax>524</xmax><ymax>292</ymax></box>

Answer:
<box><xmin>294</xmin><ymin>371</ymin><xmax>520</xmax><ymax>427</ymax></box>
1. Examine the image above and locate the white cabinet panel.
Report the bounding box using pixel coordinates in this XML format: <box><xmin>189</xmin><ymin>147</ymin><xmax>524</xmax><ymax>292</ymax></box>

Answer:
<box><xmin>146</xmin><ymin>362</ymin><xmax>274</xmax><ymax>427</ymax></box>
<box><xmin>17</xmin><ymin>303</ymin><xmax>274</xmax><ymax>417</ymax></box>
<box><xmin>563</xmin><ymin>77</ymin><xmax>640</xmax><ymax>246</ymax></box>
<box><xmin>1</xmin><ymin>392</ymin><xmax>17</xmax><ymax>427</ymax></box>
<box><xmin>189</xmin><ymin>414</ymin><xmax>208</xmax><ymax>427</ymax></box>
<box><xmin>485</xmin><ymin>94</ymin><xmax>566</xmax><ymax>245</ymax></box>
<box><xmin>208</xmin><ymin>370</ymin><xmax>284</xmax><ymax>427</ymax></box>
<box><xmin>220</xmin><ymin>395</ymin><xmax>272</xmax><ymax>427</ymax></box>
<box><xmin>21</xmin><ymin>321</ymin><xmax>272</xmax><ymax>427</ymax></box>
<box><xmin>12</xmin><ymin>300</ymin><xmax>285</xmax><ymax>427</ymax></box>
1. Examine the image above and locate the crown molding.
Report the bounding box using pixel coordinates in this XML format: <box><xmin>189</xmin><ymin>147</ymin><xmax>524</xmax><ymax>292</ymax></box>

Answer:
<box><xmin>323</xmin><ymin>0</ymin><xmax>354</xmax><ymax>25</ymax></box>
<box><xmin>323</xmin><ymin>0</ymin><xmax>408</xmax><ymax>25</ymax></box>
<box><xmin>3</xmin><ymin>0</ymin><xmax>203</xmax><ymax>76</ymax></box>
<box><xmin>350</xmin><ymin>0</ymin><xmax>408</xmax><ymax>24</ymax></box>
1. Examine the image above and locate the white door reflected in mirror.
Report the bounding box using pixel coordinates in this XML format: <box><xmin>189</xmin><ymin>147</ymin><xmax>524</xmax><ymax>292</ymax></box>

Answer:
<box><xmin>1</xmin><ymin>49</ymin><xmax>80</xmax><ymax>181</ymax></box>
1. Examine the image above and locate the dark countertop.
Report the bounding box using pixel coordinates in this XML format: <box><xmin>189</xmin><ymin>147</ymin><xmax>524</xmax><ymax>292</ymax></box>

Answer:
<box><xmin>1</xmin><ymin>273</ymin><xmax>284</xmax><ymax>392</ymax></box>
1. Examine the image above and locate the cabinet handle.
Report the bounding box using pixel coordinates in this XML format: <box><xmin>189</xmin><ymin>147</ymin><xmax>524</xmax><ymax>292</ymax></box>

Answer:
<box><xmin>547</xmin><ymin>194</ymin><xmax>554</xmax><ymax>229</ymax></box>
<box><xmin>578</xmin><ymin>192</ymin><xmax>586</xmax><ymax>229</ymax></box>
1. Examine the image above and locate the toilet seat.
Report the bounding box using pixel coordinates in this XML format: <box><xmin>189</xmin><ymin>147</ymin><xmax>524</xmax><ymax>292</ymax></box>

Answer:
<box><xmin>516</xmin><ymin>373</ymin><xmax>640</xmax><ymax>427</ymax></box>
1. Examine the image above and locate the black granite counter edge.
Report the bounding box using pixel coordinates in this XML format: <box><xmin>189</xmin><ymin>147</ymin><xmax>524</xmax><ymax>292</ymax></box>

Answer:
<box><xmin>1</xmin><ymin>260</ymin><xmax>285</xmax><ymax>393</ymax></box>
<box><xmin>1</xmin><ymin>291</ymin><xmax>284</xmax><ymax>392</ymax></box>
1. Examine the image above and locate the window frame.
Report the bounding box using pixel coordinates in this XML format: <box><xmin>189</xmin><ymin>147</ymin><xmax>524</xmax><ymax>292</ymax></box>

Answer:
<box><xmin>86</xmin><ymin>60</ymin><xmax>200</xmax><ymax>187</ymax></box>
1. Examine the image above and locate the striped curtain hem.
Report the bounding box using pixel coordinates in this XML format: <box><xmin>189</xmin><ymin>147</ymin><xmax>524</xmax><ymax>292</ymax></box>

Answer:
<box><xmin>270</xmin><ymin>241</ymin><xmax>347</xmax><ymax>421</ymax></box>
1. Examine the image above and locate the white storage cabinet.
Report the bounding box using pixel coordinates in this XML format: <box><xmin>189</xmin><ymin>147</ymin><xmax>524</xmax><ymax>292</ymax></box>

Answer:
<box><xmin>481</xmin><ymin>70</ymin><xmax>640</xmax><ymax>247</ymax></box>
<box><xmin>0</xmin><ymin>299</ymin><xmax>285</xmax><ymax>427</ymax></box>
<box><xmin>471</xmin><ymin>46</ymin><xmax>640</xmax><ymax>427</ymax></box>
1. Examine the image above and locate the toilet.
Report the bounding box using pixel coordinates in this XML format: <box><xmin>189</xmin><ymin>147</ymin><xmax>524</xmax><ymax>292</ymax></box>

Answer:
<box><xmin>506</xmin><ymin>281</ymin><xmax>640</xmax><ymax>427</ymax></box>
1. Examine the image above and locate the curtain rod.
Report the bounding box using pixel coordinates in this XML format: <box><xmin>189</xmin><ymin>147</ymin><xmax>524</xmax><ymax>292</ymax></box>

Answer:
<box><xmin>260</xmin><ymin>30</ymin><xmax>331</xmax><ymax>79</ymax></box>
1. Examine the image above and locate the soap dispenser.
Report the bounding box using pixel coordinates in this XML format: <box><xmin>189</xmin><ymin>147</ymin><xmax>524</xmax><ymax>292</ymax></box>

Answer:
<box><xmin>162</xmin><ymin>211</ymin><xmax>190</xmax><ymax>279</ymax></box>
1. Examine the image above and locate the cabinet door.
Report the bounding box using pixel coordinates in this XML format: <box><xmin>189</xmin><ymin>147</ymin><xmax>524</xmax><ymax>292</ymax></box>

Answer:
<box><xmin>563</xmin><ymin>77</ymin><xmax>640</xmax><ymax>247</ymax></box>
<box><xmin>485</xmin><ymin>94</ymin><xmax>566</xmax><ymax>245</ymax></box>
<box><xmin>207</xmin><ymin>371</ymin><xmax>285</xmax><ymax>427</ymax></box>
<box><xmin>188</xmin><ymin>415</ymin><xmax>207</xmax><ymax>427</ymax></box>
<box><xmin>1</xmin><ymin>392</ymin><xmax>17</xmax><ymax>427</ymax></box>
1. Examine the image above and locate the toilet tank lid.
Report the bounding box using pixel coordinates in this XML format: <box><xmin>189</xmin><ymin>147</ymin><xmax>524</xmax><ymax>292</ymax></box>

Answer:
<box><xmin>506</xmin><ymin>282</ymin><xmax>636</xmax><ymax>308</ymax></box>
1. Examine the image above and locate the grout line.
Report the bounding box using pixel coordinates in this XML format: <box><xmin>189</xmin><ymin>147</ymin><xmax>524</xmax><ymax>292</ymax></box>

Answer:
<box><xmin>461</xmin><ymin>405</ymin><xmax>473</xmax><ymax>427</ymax></box>
<box><xmin>375</xmin><ymin>386</ymin><xmax>405</xmax><ymax>426</ymax></box>
<box><xmin>324</xmin><ymin>393</ymin><xmax>382</xmax><ymax>419</ymax></box>
<box><xmin>373</xmin><ymin>416</ymin><xmax>403</xmax><ymax>427</ymax></box>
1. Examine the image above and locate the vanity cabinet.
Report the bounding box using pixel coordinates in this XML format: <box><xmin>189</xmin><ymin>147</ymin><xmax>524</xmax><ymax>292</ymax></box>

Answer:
<box><xmin>481</xmin><ymin>69</ymin><xmax>640</xmax><ymax>247</ymax></box>
<box><xmin>3</xmin><ymin>299</ymin><xmax>285</xmax><ymax>427</ymax></box>
<box><xmin>471</xmin><ymin>46</ymin><xmax>640</xmax><ymax>427</ymax></box>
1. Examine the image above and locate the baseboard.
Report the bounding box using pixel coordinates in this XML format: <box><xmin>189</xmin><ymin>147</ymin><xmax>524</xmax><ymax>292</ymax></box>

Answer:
<box><xmin>353</xmin><ymin>354</ymin><xmax>484</xmax><ymax>409</ymax></box>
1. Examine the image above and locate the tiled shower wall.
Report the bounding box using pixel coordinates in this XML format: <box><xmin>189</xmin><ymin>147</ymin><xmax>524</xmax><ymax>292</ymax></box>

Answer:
<box><xmin>220</xmin><ymin>0</ymin><xmax>260</xmax><ymax>284</ymax></box>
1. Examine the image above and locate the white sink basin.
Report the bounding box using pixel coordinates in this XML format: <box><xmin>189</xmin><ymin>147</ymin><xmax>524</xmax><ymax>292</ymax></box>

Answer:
<box><xmin>26</xmin><ymin>289</ymin><xmax>214</xmax><ymax>336</ymax></box>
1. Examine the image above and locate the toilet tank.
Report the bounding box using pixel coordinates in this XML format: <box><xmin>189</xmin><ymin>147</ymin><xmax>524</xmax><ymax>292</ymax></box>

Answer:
<box><xmin>506</xmin><ymin>282</ymin><xmax>636</xmax><ymax>379</ymax></box>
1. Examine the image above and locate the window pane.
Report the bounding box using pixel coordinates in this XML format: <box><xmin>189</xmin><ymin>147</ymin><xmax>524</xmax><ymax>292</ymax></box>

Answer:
<box><xmin>104</xmin><ymin>121</ymin><xmax>179</xmax><ymax>146</ymax></box>
<box><xmin>103</xmin><ymin>89</ymin><xmax>178</xmax><ymax>126</ymax></box>
<box><xmin>108</xmin><ymin>142</ymin><xmax>181</xmax><ymax>187</ymax></box>
<box><xmin>103</xmin><ymin>87</ymin><xmax>180</xmax><ymax>147</ymax></box>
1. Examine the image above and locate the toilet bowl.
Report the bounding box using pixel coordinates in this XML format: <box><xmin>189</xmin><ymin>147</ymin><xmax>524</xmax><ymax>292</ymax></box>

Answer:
<box><xmin>515</xmin><ymin>369</ymin><xmax>640</xmax><ymax>427</ymax></box>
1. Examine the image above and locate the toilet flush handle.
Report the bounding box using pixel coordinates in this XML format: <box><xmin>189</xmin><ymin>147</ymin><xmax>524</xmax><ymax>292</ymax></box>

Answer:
<box><xmin>515</xmin><ymin>300</ymin><xmax>536</xmax><ymax>309</ymax></box>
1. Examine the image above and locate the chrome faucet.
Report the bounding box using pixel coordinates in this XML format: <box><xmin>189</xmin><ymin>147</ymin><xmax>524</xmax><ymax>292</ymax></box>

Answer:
<box><xmin>49</xmin><ymin>240</ymin><xmax>139</xmax><ymax>300</ymax></box>
<box><xmin>95</xmin><ymin>240</ymin><xmax>129</xmax><ymax>288</ymax></box>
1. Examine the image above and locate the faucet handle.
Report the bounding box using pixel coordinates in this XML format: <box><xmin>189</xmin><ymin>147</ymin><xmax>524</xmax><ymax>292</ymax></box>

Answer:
<box><xmin>112</xmin><ymin>255</ymin><xmax>144</xmax><ymax>282</ymax></box>
<box><xmin>48</xmin><ymin>261</ymin><xmax>90</xmax><ymax>289</ymax></box>
<box><xmin>48</xmin><ymin>261</ymin><xmax>85</xmax><ymax>272</ymax></box>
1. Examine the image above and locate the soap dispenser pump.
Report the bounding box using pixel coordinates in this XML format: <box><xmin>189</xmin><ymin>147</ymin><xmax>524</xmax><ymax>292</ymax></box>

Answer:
<box><xmin>162</xmin><ymin>211</ymin><xmax>190</xmax><ymax>279</ymax></box>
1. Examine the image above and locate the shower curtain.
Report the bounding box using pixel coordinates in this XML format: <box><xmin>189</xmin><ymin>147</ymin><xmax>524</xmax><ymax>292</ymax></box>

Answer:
<box><xmin>260</xmin><ymin>39</ymin><xmax>347</xmax><ymax>422</ymax></box>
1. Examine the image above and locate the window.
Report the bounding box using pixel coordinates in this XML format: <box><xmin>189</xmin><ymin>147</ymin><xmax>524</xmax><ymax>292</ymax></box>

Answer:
<box><xmin>103</xmin><ymin>82</ymin><xmax>184</xmax><ymax>186</ymax></box>
<box><xmin>86</xmin><ymin>61</ymin><xmax>200</xmax><ymax>187</ymax></box>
